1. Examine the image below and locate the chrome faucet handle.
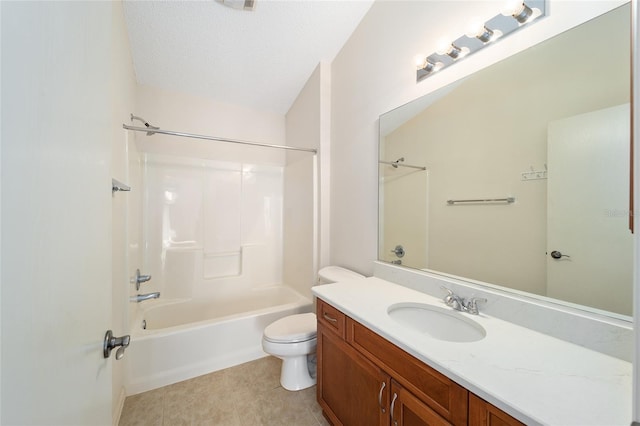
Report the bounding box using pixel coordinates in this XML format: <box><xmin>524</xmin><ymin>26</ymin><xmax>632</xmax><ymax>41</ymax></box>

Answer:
<box><xmin>465</xmin><ymin>297</ymin><xmax>487</xmax><ymax>315</ymax></box>
<box><xmin>440</xmin><ymin>286</ymin><xmax>464</xmax><ymax>311</ymax></box>
<box><xmin>440</xmin><ymin>286</ymin><xmax>455</xmax><ymax>305</ymax></box>
<box><xmin>133</xmin><ymin>268</ymin><xmax>152</xmax><ymax>291</ymax></box>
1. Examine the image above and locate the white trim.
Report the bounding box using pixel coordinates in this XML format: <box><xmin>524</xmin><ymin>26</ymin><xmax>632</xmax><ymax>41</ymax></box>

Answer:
<box><xmin>632</xmin><ymin>0</ymin><xmax>640</xmax><ymax>420</ymax></box>
<box><xmin>112</xmin><ymin>386</ymin><xmax>126</xmax><ymax>426</ymax></box>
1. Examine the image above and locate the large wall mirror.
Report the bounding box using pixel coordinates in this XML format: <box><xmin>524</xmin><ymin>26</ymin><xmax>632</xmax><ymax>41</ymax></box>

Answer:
<box><xmin>379</xmin><ymin>3</ymin><xmax>632</xmax><ymax>318</ymax></box>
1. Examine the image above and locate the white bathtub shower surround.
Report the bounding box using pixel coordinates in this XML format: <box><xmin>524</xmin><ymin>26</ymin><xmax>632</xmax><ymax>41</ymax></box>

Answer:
<box><xmin>125</xmin><ymin>285</ymin><xmax>311</xmax><ymax>394</ymax></box>
<box><xmin>140</xmin><ymin>154</ymin><xmax>285</xmax><ymax>301</ymax></box>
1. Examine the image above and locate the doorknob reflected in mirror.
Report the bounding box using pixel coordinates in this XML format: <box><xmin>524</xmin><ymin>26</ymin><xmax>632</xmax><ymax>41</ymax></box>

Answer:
<box><xmin>550</xmin><ymin>250</ymin><xmax>570</xmax><ymax>259</ymax></box>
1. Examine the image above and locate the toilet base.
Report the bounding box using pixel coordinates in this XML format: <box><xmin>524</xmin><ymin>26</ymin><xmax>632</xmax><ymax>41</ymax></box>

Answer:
<box><xmin>279</xmin><ymin>354</ymin><xmax>316</xmax><ymax>391</ymax></box>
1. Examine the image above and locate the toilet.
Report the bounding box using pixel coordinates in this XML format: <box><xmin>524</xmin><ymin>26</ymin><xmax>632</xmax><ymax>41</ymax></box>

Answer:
<box><xmin>262</xmin><ymin>266</ymin><xmax>365</xmax><ymax>391</ymax></box>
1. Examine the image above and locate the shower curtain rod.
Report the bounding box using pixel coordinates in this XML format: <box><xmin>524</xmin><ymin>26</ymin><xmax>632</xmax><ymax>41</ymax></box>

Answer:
<box><xmin>122</xmin><ymin>124</ymin><xmax>318</xmax><ymax>154</ymax></box>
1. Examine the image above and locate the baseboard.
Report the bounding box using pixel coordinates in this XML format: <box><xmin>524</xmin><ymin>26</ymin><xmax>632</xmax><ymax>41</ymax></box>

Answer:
<box><xmin>112</xmin><ymin>386</ymin><xmax>126</xmax><ymax>426</ymax></box>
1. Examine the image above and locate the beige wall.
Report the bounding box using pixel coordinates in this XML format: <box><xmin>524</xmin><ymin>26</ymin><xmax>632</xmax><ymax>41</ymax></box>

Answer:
<box><xmin>330</xmin><ymin>0</ymin><xmax>626</xmax><ymax>275</ymax></box>
<box><xmin>381</xmin><ymin>5</ymin><xmax>630</xmax><ymax>295</ymax></box>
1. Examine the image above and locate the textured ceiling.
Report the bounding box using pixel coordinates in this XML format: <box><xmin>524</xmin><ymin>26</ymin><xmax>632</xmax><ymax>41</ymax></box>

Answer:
<box><xmin>123</xmin><ymin>0</ymin><xmax>374</xmax><ymax>115</ymax></box>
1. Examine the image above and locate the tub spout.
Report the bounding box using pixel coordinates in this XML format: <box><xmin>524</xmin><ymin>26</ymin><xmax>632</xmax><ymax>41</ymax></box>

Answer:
<box><xmin>130</xmin><ymin>292</ymin><xmax>160</xmax><ymax>303</ymax></box>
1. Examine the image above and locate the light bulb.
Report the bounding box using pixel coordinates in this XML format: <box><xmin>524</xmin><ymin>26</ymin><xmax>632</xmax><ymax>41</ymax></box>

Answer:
<box><xmin>435</xmin><ymin>39</ymin><xmax>452</xmax><ymax>56</ymax></box>
<box><xmin>414</xmin><ymin>54</ymin><xmax>426</xmax><ymax>69</ymax></box>
<box><xmin>501</xmin><ymin>0</ymin><xmax>533</xmax><ymax>24</ymax></box>
<box><xmin>465</xmin><ymin>19</ymin><xmax>486</xmax><ymax>38</ymax></box>
<box><xmin>501</xmin><ymin>0</ymin><xmax>524</xmax><ymax>16</ymax></box>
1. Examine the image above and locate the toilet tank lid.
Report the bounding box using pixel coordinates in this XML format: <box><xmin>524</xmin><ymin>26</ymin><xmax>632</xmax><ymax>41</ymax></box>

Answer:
<box><xmin>318</xmin><ymin>266</ymin><xmax>365</xmax><ymax>282</ymax></box>
<box><xmin>264</xmin><ymin>313</ymin><xmax>317</xmax><ymax>343</ymax></box>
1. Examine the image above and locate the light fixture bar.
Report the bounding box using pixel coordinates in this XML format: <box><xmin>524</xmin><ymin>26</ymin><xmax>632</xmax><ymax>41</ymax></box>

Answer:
<box><xmin>416</xmin><ymin>0</ymin><xmax>546</xmax><ymax>82</ymax></box>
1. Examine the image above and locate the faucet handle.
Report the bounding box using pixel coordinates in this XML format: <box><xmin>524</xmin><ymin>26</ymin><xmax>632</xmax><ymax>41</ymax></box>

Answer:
<box><xmin>133</xmin><ymin>268</ymin><xmax>152</xmax><ymax>290</ymax></box>
<box><xmin>440</xmin><ymin>286</ymin><xmax>455</xmax><ymax>305</ymax></box>
<box><xmin>465</xmin><ymin>297</ymin><xmax>487</xmax><ymax>315</ymax></box>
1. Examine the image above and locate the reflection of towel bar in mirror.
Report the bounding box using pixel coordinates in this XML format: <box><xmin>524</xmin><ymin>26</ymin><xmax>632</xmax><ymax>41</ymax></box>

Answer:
<box><xmin>447</xmin><ymin>197</ymin><xmax>515</xmax><ymax>205</ymax></box>
<box><xmin>379</xmin><ymin>160</ymin><xmax>426</xmax><ymax>170</ymax></box>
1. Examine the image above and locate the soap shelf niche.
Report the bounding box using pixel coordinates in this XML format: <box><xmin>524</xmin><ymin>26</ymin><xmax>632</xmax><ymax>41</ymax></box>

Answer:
<box><xmin>112</xmin><ymin>178</ymin><xmax>131</xmax><ymax>193</ymax></box>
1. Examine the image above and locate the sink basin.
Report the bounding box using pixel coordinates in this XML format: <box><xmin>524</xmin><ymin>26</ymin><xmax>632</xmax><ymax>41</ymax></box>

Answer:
<box><xmin>387</xmin><ymin>302</ymin><xmax>486</xmax><ymax>343</ymax></box>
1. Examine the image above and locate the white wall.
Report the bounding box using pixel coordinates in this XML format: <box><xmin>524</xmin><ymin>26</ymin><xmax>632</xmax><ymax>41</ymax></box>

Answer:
<box><xmin>1</xmin><ymin>1</ymin><xmax>121</xmax><ymax>423</ymax></box>
<box><xmin>134</xmin><ymin>84</ymin><xmax>286</xmax><ymax>165</ymax></box>
<box><xmin>633</xmin><ymin>1</ymin><xmax>639</xmax><ymax>420</ymax></box>
<box><xmin>110</xmin><ymin>1</ymin><xmax>139</xmax><ymax>422</ymax></box>
<box><xmin>284</xmin><ymin>63</ymin><xmax>330</xmax><ymax>298</ymax></box>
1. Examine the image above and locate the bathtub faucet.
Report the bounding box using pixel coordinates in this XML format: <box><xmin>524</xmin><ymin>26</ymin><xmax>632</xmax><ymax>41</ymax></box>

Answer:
<box><xmin>130</xmin><ymin>292</ymin><xmax>160</xmax><ymax>303</ymax></box>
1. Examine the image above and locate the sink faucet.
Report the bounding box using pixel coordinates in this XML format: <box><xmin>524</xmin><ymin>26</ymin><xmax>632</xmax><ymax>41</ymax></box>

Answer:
<box><xmin>440</xmin><ymin>287</ymin><xmax>486</xmax><ymax>315</ymax></box>
<box><xmin>130</xmin><ymin>292</ymin><xmax>160</xmax><ymax>303</ymax></box>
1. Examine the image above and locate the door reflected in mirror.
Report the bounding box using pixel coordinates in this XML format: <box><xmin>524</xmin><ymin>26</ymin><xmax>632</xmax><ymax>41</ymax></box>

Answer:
<box><xmin>378</xmin><ymin>3</ymin><xmax>632</xmax><ymax>317</ymax></box>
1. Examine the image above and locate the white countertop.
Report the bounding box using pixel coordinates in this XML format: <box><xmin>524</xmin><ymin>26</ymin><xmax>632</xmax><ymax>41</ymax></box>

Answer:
<box><xmin>312</xmin><ymin>277</ymin><xmax>632</xmax><ymax>426</ymax></box>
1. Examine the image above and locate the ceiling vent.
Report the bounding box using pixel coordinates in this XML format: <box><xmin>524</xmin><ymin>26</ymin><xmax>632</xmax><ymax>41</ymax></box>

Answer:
<box><xmin>215</xmin><ymin>0</ymin><xmax>256</xmax><ymax>11</ymax></box>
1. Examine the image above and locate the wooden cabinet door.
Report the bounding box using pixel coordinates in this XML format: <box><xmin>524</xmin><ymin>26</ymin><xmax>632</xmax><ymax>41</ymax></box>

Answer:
<box><xmin>389</xmin><ymin>380</ymin><xmax>452</xmax><ymax>426</ymax></box>
<box><xmin>317</xmin><ymin>323</ymin><xmax>389</xmax><ymax>426</ymax></box>
<box><xmin>347</xmin><ymin>318</ymin><xmax>468</xmax><ymax>425</ymax></box>
<box><xmin>468</xmin><ymin>394</ymin><xmax>524</xmax><ymax>426</ymax></box>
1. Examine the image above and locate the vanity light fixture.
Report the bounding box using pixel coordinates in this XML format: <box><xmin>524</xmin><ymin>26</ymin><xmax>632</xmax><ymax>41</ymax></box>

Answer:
<box><xmin>416</xmin><ymin>0</ymin><xmax>546</xmax><ymax>82</ymax></box>
<box><xmin>437</xmin><ymin>43</ymin><xmax>469</xmax><ymax>60</ymax></box>
<box><xmin>502</xmin><ymin>0</ymin><xmax>536</xmax><ymax>24</ymax></box>
<box><xmin>465</xmin><ymin>19</ymin><xmax>503</xmax><ymax>44</ymax></box>
<box><xmin>421</xmin><ymin>60</ymin><xmax>443</xmax><ymax>74</ymax></box>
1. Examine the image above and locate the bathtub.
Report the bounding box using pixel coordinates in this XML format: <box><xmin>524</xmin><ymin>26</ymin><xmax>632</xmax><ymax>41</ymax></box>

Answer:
<box><xmin>124</xmin><ymin>285</ymin><xmax>312</xmax><ymax>395</ymax></box>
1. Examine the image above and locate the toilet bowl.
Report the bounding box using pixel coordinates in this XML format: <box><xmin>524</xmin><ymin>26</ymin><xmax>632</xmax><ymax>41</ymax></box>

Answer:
<box><xmin>262</xmin><ymin>312</ymin><xmax>317</xmax><ymax>391</ymax></box>
<box><xmin>261</xmin><ymin>266</ymin><xmax>365</xmax><ymax>391</ymax></box>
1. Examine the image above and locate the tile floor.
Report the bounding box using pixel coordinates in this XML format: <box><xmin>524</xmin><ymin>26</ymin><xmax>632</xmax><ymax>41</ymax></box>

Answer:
<box><xmin>119</xmin><ymin>356</ymin><xmax>330</xmax><ymax>426</ymax></box>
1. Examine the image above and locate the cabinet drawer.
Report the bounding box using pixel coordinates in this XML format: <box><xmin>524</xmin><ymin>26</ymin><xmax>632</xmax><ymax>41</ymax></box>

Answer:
<box><xmin>317</xmin><ymin>298</ymin><xmax>346</xmax><ymax>338</ymax></box>
<box><xmin>347</xmin><ymin>318</ymin><xmax>468</xmax><ymax>426</ymax></box>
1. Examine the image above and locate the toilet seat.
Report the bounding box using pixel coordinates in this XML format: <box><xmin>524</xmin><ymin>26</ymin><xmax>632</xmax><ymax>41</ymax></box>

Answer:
<box><xmin>263</xmin><ymin>312</ymin><xmax>317</xmax><ymax>343</ymax></box>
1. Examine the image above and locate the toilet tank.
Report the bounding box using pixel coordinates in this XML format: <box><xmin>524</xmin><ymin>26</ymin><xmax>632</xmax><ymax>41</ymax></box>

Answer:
<box><xmin>317</xmin><ymin>266</ymin><xmax>365</xmax><ymax>284</ymax></box>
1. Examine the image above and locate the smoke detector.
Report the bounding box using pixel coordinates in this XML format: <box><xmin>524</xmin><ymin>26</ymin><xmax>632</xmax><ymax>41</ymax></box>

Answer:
<box><xmin>215</xmin><ymin>0</ymin><xmax>256</xmax><ymax>11</ymax></box>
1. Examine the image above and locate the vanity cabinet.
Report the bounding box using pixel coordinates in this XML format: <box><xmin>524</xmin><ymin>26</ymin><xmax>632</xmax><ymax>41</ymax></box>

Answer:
<box><xmin>468</xmin><ymin>394</ymin><xmax>523</xmax><ymax>426</ymax></box>
<box><xmin>389</xmin><ymin>379</ymin><xmax>451</xmax><ymax>426</ymax></box>
<box><xmin>316</xmin><ymin>298</ymin><xmax>524</xmax><ymax>426</ymax></box>
<box><xmin>317</xmin><ymin>300</ymin><xmax>389</xmax><ymax>426</ymax></box>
